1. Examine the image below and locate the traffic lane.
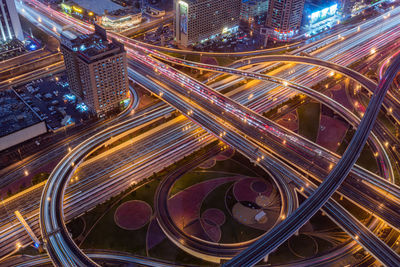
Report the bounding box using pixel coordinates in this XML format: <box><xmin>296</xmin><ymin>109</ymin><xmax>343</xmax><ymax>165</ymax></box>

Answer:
<box><xmin>133</xmin><ymin>58</ymin><xmax>400</xmax><ymax>232</ymax></box>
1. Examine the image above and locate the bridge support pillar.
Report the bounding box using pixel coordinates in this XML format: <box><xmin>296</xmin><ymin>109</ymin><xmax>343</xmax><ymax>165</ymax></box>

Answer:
<box><xmin>263</xmin><ymin>254</ymin><xmax>269</xmax><ymax>262</ymax></box>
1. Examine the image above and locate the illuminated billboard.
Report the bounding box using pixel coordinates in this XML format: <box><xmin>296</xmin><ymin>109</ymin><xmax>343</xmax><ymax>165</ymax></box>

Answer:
<box><xmin>72</xmin><ymin>6</ymin><xmax>83</xmax><ymax>13</ymax></box>
<box><xmin>61</xmin><ymin>3</ymin><xmax>72</xmax><ymax>13</ymax></box>
<box><xmin>179</xmin><ymin>1</ymin><xmax>188</xmax><ymax>35</ymax></box>
<box><xmin>309</xmin><ymin>4</ymin><xmax>337</xmax><ymax>24</ymax></box>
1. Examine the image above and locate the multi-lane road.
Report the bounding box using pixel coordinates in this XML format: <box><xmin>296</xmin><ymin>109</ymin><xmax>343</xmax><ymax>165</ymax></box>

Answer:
<box><xmin>129</xmin><ymin>51</ymin><xmax>400</xmax><ymax>266</ymax></box>
<box><xmin>5</xmin><ymin>0</ymin><xmax>400</xmax><ymax>266</ymax></box>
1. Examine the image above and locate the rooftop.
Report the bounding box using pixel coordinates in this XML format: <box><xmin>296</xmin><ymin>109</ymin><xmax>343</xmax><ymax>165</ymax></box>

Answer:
<box><xmin>61</xmin><ymin>29</ymin><xmax>79</xmax><ymax>40</ymax></box>
<box><xmin>61</xmin><ymin>25</ymin><xmax>125</xmax><ymax>63</ymax></box>
<box><xmin>72</xmin><ymin>0</ymin><xmax>123</xmax><ymax>15</ymax></box>
<box><xmin>0</xmin><ymin>90</ymin><xmax>42</xmax><ymax>138</ymax></box>
<box><xmin>305</xmin><ymin>0</ymin><xmax>337</xmax><ymax>11</ymax></box>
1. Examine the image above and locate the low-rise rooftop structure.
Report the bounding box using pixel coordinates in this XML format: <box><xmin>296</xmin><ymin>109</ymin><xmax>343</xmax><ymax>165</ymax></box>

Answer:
<box><xmin>71</xmin><ymin>0</ymin><xmax>123</xmax><ymax>15</ymax></box>
<box><xmin>0</xmin><ymin>90</ymin><xmax>47</xmax><ymax>151</ymax></box>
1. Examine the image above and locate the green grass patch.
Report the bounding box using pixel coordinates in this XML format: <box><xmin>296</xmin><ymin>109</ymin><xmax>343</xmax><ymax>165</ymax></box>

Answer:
<box><xmin>288</xmin><ymin>234</ymin><xmax>317</xmax><ymax>258</ymax></box>
<box><xmin>215</xmin><ymin>57</ymin><xmax>235</xmax><ymax>66</ymax></box>
<box><xmin>297</xmin><ymin>102</ymin><xmax>321</xmax><ymax>142</ymax></box>
<box><xmin>31</xmin><ymin>172</ymin><xmax>49</xmax><ymax>185</ymax></box>
<box><xmin>332</xmin><ymin>196</ymin><xmax>371</xmax><ymax>221</ymax></box>
<box><xmin>171</xmin><ymin>151</ymin><xmax>265</xmax><ymax>196</ymax></box>
<box><xmin>269</xmin><ymin>204</ymin><xmax>340</xmax><ymax>265</ymax></box>
<box><xmin>68</xmin><ymin>141</ymin><xmax>219</xmax><ymax>258</ymax></box>
<box><xmin>171</xmin><ymin>170</ymin><xmax>232</xmax><ymax>196</ymax></box>
<box><xmin>68</xmin><ymin>217</ymin><xmax>85</xmax><ymax>239</ymax></box>
<box><xmin>184</xmin><ymin>54</ymin><xmax>201</xmax><ymax>62</ymax></box>
<box><xmin>200</xmin><ymin>182</ymin><xmax>265</xmax><ymax>243</ymax></box>
<box><xmin>378</xmin><ymin>111</ymin><xmax>397</xmax><ymax>135</ymax></box>
<box><xmin>268</xmin><ymin>241</ymin><xmax>302</xmax><ymax>264</ymax></box>
<box><xmin>148</xmin><ymin>238</ymin><xmax>215</xmax><ymax>266</ymax></box>
<box><xmin>80</xmin><ymin>178</ymin><xmax>160</xmax><ymax>256</ymax></box>
<box><xmin>209</xmin><ymin>152</ymin><xmax>267</xmax><ymax>178</ymax></box>
<box><xmin>337</xmin><ymin>129</ymin><xmax>379</xmax><ymax>174</ymax></box>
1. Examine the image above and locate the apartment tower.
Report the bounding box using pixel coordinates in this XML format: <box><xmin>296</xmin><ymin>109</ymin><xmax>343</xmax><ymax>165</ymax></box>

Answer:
<box><xmin>173</xmin><ymin>0</ymin><xmax>242</xmax><ymax>47</ymax></box>
<box><xmin>266</xmin><ymin>0</ymin><xmax>305</xmax><ymax>40</ymax></box>
<box><xmin>60</xmin><ymin>24</ymin><xmax>128</xmax><ymax>115</ymax></box>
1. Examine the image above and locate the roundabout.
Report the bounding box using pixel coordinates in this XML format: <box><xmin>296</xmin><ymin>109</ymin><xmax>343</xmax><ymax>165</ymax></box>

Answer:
<box><xmin>154</xmin><ymin>146</ymin><xmax>295</xmax><ymax>263</ymax></box>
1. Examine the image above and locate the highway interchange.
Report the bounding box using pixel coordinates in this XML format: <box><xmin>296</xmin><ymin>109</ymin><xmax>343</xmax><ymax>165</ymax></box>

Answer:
<box><xmin>1</xmin><ymin>0</ymin><xmax>400</xmax><ymax>266</ymax></box>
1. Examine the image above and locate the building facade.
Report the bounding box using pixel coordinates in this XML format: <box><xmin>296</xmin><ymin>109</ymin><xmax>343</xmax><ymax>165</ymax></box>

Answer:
<box><xmin>60</xmin><ymin>1</ymin><xmax>142</xmax><ymax>31</ymax></box>
<box><xmin>100</xmin><ymin>12</ymin><xmax>142</xmax><ymax>31</ymax></box>
<box><xmin>265</xmin><ymin>0</ymin><xmax>305</xmax><ymax>40</ymax></box>
<box><xmin>340</xmin><ymin>0</ymin><xmax>357</xmax><ymax>15</ymax></box>
<box><xmin>173</xmin><ymin>0</ymin><xmax>242</xmax><ymax>47</ymax></box>
<box><xmin>240</xmin><ymin>0</ymin><xmax>269</xmax><ymax>25</ymax></box>
<box><xmin>302</xmin><ymin>0</ymin><xmax>338</xmax><ymax>37</ymax></box>
<box><xmin>0</xmin><ymin>0</ymin><xmax>24</xmax><ymax>42</ymax></box>
<box><xmin>60</xmin><ymin>25</ymin><xmax>129</xmax><ymax>115</ymax></box>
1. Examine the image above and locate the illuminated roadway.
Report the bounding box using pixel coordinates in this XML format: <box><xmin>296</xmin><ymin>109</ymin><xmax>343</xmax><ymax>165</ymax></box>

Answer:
<box><xmin>39</xmin><ymin>59</ymin><xmax>295</xmax><ymax>265</ymax></box>
<box><xmin>130</xmin><ymin>56</ymin><xmax>399</xmax><ymax>266</ymax></box>
<box><xmin>0</xmin><ymin>106</ymin><xmax>217</xmax><ymax>260</ymax></box>
<box><xmin>144</xmin><ymin>55</ymin><xmax>400</xmax><ymax>262</ymax></box>
<box><xmin>152</xmin><ymin>52</ymin><xmax>400</xmax><ymax>202</ymax></box>
<box><xmin>23</xmin><ymin>3</ymin><xmax>400</xmax><ymax>266</ymax></box>
<box><xmin>129</xmin><ymin>54</ymin><xmax>400</xmax><ymax>236</ymax></box>
<box><xmin>0</xmin><ymin>74</ymin><xmax>136</xmax><ymax>189</ymax></box>
<box><xmin>225</xmin><ymin>50</ymin><xmax>400</xmax><ymax>266</ymax></box>
<box><xmin>38</xmin><ymin>108</ymin><xmax>222</xmax><ymax>266</ymax></box>
<box><xmin>6</xmin><ymin>250</ymin><xmax>184</xmax><ymax>267</ymax></box>
<box><xmin>154</xmin><ymin>51</ymin><xmax>400</xmax><ymax>126</ymax></box>
<box><xmin>13</xmin><ymin>1</ymin><xmax>400</xmax><ymax>266</ymax></box>
<box><xmin>152</xmin><ymin>52</ymin><xmax>394</xmax><ymax>179</ymax></box>
<box><xmin>31</xmin><ymin>53</ymin><xmax>400</xmax><ymax>266</ymax></box>
<box><xmin>40</xmin><ymin>57</ymin><xmax>399</xmax><ymax>266</ymax></box>
<box><xmin>0</xmin><ymin>67</ymin><xmax>394</xmax><ymax>266</ymax></box>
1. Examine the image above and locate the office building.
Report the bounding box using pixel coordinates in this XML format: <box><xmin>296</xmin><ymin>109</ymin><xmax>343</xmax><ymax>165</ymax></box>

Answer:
<box><xmin>0</xmin><ymin>0</ymin><xmax>24</xmax><ymax>42</ymax></box>
<box><xmin>60</xmin><ymin>24</ymin><xmax>129</xmax><ymax>115</ymax></box>
<box><xmin>240</xmin><ymin>0</ymin><xmax>269</xmax><ymax>25</ymax></box>
<box><xmin>173</xmin><ymin>0</ymin><xmax>242</xmax><ymax>47</ymax></box>
<box><xmin>265</xmin><ymin>0</ymin><xmax>305</xmax><ymax>40</ymax></box>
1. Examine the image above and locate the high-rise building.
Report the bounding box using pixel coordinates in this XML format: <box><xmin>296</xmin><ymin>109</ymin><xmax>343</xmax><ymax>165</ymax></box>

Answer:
<box><xmin>265</xmin><ymin>0</ymin><xmax>305</xmax><ymax>40</ymax></box>
<box><xmin>0</xmin><ymin>0</ymin><xmax>24</xmax><ymax>42</ymax></box>
<box><xmin>173</xmin><ymin>0</ymin><xmax>242</xmax><ymax>47</ymax></box>
<box><xmin>240</xmin><ymin>0</ymin><xmax>269</xmax><ymax>25</ymax></box>
<box><xmin>60</xmin><ymin>24</ymin><xmax>129</xmax><ymax>115</ymax></box>
<box><xmin>340</xmin><ymin>0</ymin><xmax>357</xmax><ymax>14</ymax></box>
